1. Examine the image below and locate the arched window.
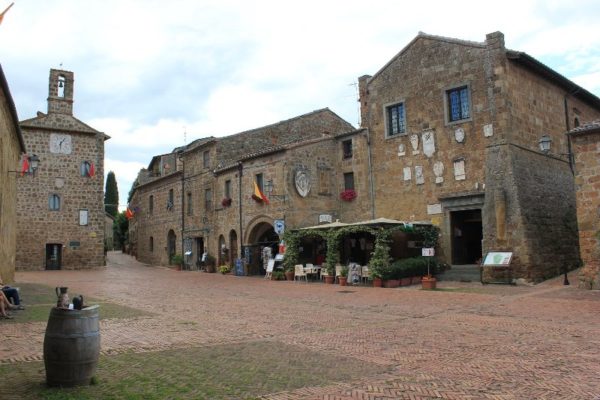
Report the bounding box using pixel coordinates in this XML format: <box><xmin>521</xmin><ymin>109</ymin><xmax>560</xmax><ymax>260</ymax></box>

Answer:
<box><xmin>49</xmin><ymin>194</ymin><xmax>61</xmax><ymax>211</ymax></box>
<box><xmin>57</xmin><ymin>75</ymin><xmax>66</xmax><ymax>98</ymax></box>
<box><xmin>149</xmin><ymin>236</ymin><xmax>154</xmax><ymax>252</ymax></box>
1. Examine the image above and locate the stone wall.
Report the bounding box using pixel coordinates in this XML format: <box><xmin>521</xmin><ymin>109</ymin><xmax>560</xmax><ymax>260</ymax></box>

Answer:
<box><xmin>571</xmin><ymin>128</ymin><xmax>600</xmax><ymax>289</ymax></box>
<box><xmin>0</xmin><ymin>71</ymin><xmax>24</xmax><ymax>283</ymax></box>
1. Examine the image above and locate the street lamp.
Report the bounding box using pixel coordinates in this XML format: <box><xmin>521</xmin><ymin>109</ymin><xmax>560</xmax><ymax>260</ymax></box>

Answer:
<box><xmin>8</xmin><ymin>154</ymin><xmax>41</xmax><ymax>177</ymax></box>
<box><xmin>263</xmin><ymin>180</ymin><xmax>287</xmax><ymax>201</ymax></box>
<box><xmin>538</xmin><ymin>135</ymin><xmax>552</xmax><ymax>154</ymax></box>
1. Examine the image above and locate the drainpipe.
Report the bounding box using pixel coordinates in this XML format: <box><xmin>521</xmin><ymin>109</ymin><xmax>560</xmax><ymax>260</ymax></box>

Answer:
<box><xmin>180</xmin><ymin>154</ymin><xmax>185</xmax><ymax>266</ymax></box>
<box><xmin>238</xmin><ymin>162</ymin><xmax>244</xmax><ymax>262</ymax></box>
<box><xmin>366</xmin><ymin>128</ymin><xmax>376</xmax><ymax>219</ymax></box>
<box><xmin>563</xmin><ymin>95</ymin><xmax>575</xmax><ymax>175</ymax></box>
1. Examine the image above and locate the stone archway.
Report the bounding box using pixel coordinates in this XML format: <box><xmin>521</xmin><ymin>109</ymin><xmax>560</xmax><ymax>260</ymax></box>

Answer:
<box><xmin>245</xmin><ymin>221</ymin><xmax>279</xmax><ymax>275</ymax></box>
<box><xmin>167</xmin><ymin>229</ymin><xmax>176</xmax><ymax>264</ymax></box>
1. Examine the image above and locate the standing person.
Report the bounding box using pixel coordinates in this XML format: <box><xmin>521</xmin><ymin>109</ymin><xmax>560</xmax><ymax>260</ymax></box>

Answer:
<box><xmin>0</xmin><ymin>278</ymin><xmax>24</xmax><ymax>309</ymax></box>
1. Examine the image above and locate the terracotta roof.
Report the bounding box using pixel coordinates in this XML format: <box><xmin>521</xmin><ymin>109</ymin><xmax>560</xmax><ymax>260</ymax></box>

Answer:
<box><xmin>567</xmin><ymin>120</ymin><xmax>600</xmax><ymax>136</ymax></box>
<box><xmin>20</xmin><ymin>112</ymin><xmax>110</xmax><ymax>139</ymax></box>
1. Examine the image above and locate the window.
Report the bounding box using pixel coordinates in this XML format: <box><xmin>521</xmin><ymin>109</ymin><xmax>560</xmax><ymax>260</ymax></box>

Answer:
<box><xmin>224</xmin><ymin>180</ymin><xmax>231</xmax><ymax>199</ymax></box>
<box><xmin>49</xmin><ymin>194</ymin><xmax>61</xmax><ymax>211</ymax></box>
<box><xmin>149</xmin><ymin>236</ymin><xmax>154</xmax><ymax>252</ymax></box>
<box><xmin>205</xmin><ymin>188</ymin><xmax>212</xmax><ymax>211</ymax></box>
<box><xmin>446</xmin><ymin>86</ymin><xmax>470</xmax><ymax>122</ymax></box>
<box><xmin>203</xmin><ymin>151</ymin><xmax>210</xmax><ymax>168</ymax></box>
<box><xmin>167</xmin><ymin>189</ymin><xmax>174</xmax><ymax>210</ymax></box>
<box><xmin>57</xmin><ymin>75</ymin><xmax>66</xmax><ymax>98</ymax></box>
<box><xmin>256</xmin><ymin>173</ymin><xmax>264</xmax><ymax>191</ymax></box>
<box><xmin>187</xmin><ymin>192</ymin><xmax>192</xmax><ymax>215</ymax></box>
<box><xmin>386</xmin><ymin>103</ymin><xmax>406</xmax><ymax>137</ymax></box>
<box><xmin>342</xmin><ymin>139</ymin><xmax>352</xmax><ymax>159</ymax></box>
<box><xmin>574</xmin><ymin>117</ymin><xmax>580</xmax><ymax>128</ymax></box>
<box><xmin>149</xmin><ymin>195</ymin><xmax>154</xmax><ymax>215</ymax></box>
<box><xmin>80</xmin><ymin>161</ymin><xmax>93</xmax><ymax>177</ymax></box>
<box><xmin>343</xmin><ymin>172</ymin><xmax>355</xmax><ymax>190</ymax></box>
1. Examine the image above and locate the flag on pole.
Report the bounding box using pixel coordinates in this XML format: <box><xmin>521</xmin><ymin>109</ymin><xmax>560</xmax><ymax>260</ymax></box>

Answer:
<box><xmin>125</xmin><ymin>208</ymin><xmax>134</xmax><ymax>220</ymax></box>
<box><xmin>20</xmin><ymin>154</ymin><xmax>29</xmax><ymax>176</ymax></box>
<box><xmin>0</xmin><ymin>3</ymin><xmax>14</xmax><ymax>25</ymax></box>
<box><xmin>88</xmin><ymin>162</ymin><xmax>96</xmax><ymax>177</ymax></box>
<box><xmin>253</xmin><ymin>180</ymin><xmax>269</xmax><ymax>205</ymax></box>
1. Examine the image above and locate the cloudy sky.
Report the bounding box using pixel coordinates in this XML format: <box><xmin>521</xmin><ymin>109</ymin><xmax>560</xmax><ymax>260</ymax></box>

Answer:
<box><xmin>2</xmin><ymin>0</ymin><xmax>599</xmax><ymax>209</ymax></box>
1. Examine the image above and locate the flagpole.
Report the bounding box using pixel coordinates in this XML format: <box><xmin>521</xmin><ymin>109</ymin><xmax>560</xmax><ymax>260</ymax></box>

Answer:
<box><xmin>0</xmin><ymin>3</ymin><xmax>15</xmax><ymax>25</ymax></box>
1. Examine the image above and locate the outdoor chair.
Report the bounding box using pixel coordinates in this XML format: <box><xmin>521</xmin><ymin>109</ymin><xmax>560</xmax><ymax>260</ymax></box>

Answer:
<box><xmin>320</xmin><ymin>265</ymin><xmax>330</xmax><ymax>281</ymax></box>
<box><xmin>305</xmin><ymin>263</ymin><xmax>316</xmax><ymax>280</ymax></box>
<box><xmin>361</xmin><ymin>266</ymin><xmax>370</xmax><ymax>284</ymax></box>
<box><xmin>335</xmin><ymin>265</ymin><xmax>343</xmax><ymax>283</ymax></box>
<box><xmin>294</xmin><ymin>264</ymin><xmax>307</xmax><ymax>283</ymax></box>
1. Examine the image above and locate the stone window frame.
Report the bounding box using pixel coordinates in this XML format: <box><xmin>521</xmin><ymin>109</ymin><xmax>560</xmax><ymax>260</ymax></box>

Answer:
<box><xmin>167</xmin><ymin>189</ymin><xmax>174</xmax><ymax>211</ymax></box>
<box><xmin>149</xmin><ymin>236</ymin><xmax>154</xmax><ymax>252</ymax></box>
<box><xmin>342</xmin><ymin>139</ymin><xmax>353</xmax><ymax>159</ymax></box>
<box><xmin>443</xmin><ymin>82</ymin><xmax>473</xmax><ymax>126</ymax></box>
<box><xmin>49</xmin><ymin>194</ymin><xmax>61</xmax><ymax>211</ymax></box>
<box><xmin>204</xmin><ymin>187</ymin><xmax>213</xmax><ymax>211</ymax></box>
<box><xmin>224</xmin><ymin>179</ymin><xmax>232</xmax><ymax>199</ymax></box>
<box><xmin>384</xmin><ymin>99</ymin><xmax>407</xmax><ymax>139</ymax></box>
<box><xmin>203</xmin><ymin>150</ymin><xmax>210</xmax><ymax>169</ymax></box>
<box><xmin>186</xmin><ymin>192</ymin><xmax>192</xmax><ymax>215</ymax></box>
<box><xmin>149</xmin><ymin>195</ymin><xmax>154</xmax><ymax>215</ymax></box>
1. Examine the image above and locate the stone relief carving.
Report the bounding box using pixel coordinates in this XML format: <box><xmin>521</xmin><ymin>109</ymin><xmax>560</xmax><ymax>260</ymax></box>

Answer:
<box><xmin>415</xmin><ymin>166</ymin><xmax>424</xmax><ymax>185</ymax></box>
<box><xmin>422</xmin><ymin>131</ymin><xmax>435</xmax><ymax>157</ymax></box>
<box><xmin>398</xmin><ymin>143</ymin><xmax>406</xmax><ymax>157</ymax></box>
<box><xmin>294</xmin><ymin>168</ymin><xmax>311</xmax><ymax>197</ymax></box>
<box><xmin>433</xmin><ymin>161</ymin><xmax>444</xmax><ymax>183</ymax></box>
<box><xmin>455</xmin><ymin>128</ymin><xmax>465</xmax><ymax>143</ymax></box>
<box><xmin>403</xmin><ymin>166</ymin><xmax>412</xmax><ymax>181</ymax></box>
<box><xmin>483</xmin><ymin>124</ymin><xmax>494</xmax><ymax>137</ymax></box>
<box><xmin>410</xmin><ymin>134</ymin><xmax>420</xmax><ymax>155</ymax></box>
<box><xmin>453</xmin><ymin>159</ymin><xmax>466</xmax><ymax>180</ymax></box>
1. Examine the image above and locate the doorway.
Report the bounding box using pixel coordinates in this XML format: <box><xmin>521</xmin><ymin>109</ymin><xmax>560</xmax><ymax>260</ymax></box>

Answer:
<box><xmin>450</xmin><ymin>209</ymin><xmax>483</xmax><ymax>264</ymax></box>
<box><xmin>167</xmin><ymin>230</ymin><xmax>176</xmax><ymax>264</ymax></box>
<box><xmin>46</xmin><ymin>243</ymin><xmax>62</xmax><ymax>270</ymax></box>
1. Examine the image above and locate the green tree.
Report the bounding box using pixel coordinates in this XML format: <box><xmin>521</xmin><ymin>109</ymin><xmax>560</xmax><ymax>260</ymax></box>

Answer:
<box><xmin>113</xmin><ymin>211</ymin><xmax>129</xmax><ymax>251</ymax></box>
<box><xmin>104</xmin><ymin>171</ymin><xmax>119</xmax><ymax>217</ymax></box>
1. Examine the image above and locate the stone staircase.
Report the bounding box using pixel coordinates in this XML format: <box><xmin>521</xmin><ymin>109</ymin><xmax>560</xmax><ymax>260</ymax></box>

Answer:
<box><xmin>437</xmin><ymin>264</ymin><xmax>481</xmax><ymax>282</ymax></box>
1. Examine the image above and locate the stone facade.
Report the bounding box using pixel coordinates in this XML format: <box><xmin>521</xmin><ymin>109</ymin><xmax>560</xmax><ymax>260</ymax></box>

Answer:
<box><xmin>104</xmin><ymin>213</ymin><xmax>115</xmax><ymax>251</ymax></box>
<box><xmin>16</xmin><ymin>69</ymin><xmax>109</xmax><ymax>270</ymax></box>
<box><xmin>130</xmin><ymin>109</ymin><xmax>366</xmax><ymax>271</ymax></box>
<box><xmin>0</xmin><ymin>65</ymin><xmax>26</xmax><ymax>283</ymax></box>
<box><xmin>569</xmin><ymin>121</ymin><xmax>600</xmax><ymax>289</ymax></box>
<box><xmin>360</xmin><ymin>32</ymin><xmax>600</xmax><ymax>281</ymax></box>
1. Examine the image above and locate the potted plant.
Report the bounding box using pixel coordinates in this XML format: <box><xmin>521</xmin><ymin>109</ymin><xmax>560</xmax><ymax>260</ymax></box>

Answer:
<box><xmin>171</xmin><ymin>254</ymin><xmax>184</xmax><ymax>271</ymax></box>
<box><xmin>205</xmin><ymin>254</ymin><xmax>216</xmax><ymax>273</ymax></box>
<box><xmin>338</xmin><ymin>265</ymin><xmax>349</xmax><ymax>286</ymax></box>
<box><xmin>272</xmin><ymin>270</ymin><xmax>285</xmax><ymax>281</ymax></box>
<box><xmin>219</xmin><ymin>265</ymin><xmax>231</xmax><ymax>274</ymax></box>
<box><xmin>339</xmin><ymin>189</ymin><xmax>357</xmax><ymax>202</ymax></box>
<box><xmin>284</xmin><ymin>265</ymin><xmax>295</xmax><ymax>281</ymax></box>
<box><xmin>323</xmin><ymin>264</ymin><xmax>335</xmax><ymax>284</ymax></box>
<box><xmin>369</xmin><ymin>232</ymin><xmax>391</xmax><ymax>288</ymax></box>
<box><xmin>221</xmin><ymin>197</ymin><xmax>232</xmax><ymax>208</ymax></box>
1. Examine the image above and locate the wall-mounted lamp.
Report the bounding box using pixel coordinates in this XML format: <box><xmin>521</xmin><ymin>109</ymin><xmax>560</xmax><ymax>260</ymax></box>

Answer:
<box><xmin>8</xmin><ymin>154</ymin><xmax>41</xmax><ymax>177</ymax></box>
<box><xmin>538</xmin><ymin>135</ymin><xmax>552</xmax><ymax>154</ymax></box>
<box><xmin>264</xmin><ymin>180</ymin><xmax>287</xmax><ymax>201</ymax></box>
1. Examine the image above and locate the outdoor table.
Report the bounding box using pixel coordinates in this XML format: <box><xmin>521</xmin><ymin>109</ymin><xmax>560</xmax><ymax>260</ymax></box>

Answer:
<box><xmin>304</xmin><ymin>265</ymin><xmax>321</xmax><ymax>281</ymax></box>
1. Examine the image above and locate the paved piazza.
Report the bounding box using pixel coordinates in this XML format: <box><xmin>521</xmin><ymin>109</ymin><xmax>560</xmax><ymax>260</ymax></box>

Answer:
<box><xmin>2</xmin><ymin>252</ymin><xmax>599</xmax><ymax>399</ymax></box>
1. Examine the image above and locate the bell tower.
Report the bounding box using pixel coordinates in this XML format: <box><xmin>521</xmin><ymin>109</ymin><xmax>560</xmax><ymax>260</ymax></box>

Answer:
<box><xmin>47</xmin><ymin>69</ymin><xmax>74</xmax><ymax>115</ymax></box>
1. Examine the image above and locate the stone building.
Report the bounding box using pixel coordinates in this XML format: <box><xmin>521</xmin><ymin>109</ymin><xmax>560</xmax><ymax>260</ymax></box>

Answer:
<box><xmin>359</xmin><ymin>31</ymin><xmax>600</xmax><ymax>281</ymax></box>
<box><xmin>0</xmin><ymin>64</ymin><xmax>27</xmax><ymax>283</ymax></box>
<box><xmin>129</xmin><ymin>109</ymin><xmax>366</xmax><ymax>271</ymax></box>
<box><xmin>569</xmin><ymin>121</ymin><xmax>600</xmax><ymax>289</ymax></box>
<box><xmin>16</xmin><ymin>69</ymin><xmax>109</xmax><ymax>270</ymax></box>
<box><xmin>104</xmin><ymin>212</ymin><xmax>115</xmax><ymax>251</ymax></box>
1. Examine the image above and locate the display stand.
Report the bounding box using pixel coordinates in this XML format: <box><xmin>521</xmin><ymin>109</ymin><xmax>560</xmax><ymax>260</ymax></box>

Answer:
<box><xmin>480</xmin><ymin>251</ymin><xmax>515</xmax><ymax>285</ymax></box>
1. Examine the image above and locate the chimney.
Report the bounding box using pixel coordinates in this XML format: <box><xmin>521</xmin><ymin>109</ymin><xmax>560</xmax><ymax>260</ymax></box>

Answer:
<box><xmin>358</xmin><ymin>75</ymin><xmax>371</xmax><ymax>128</ymax></box>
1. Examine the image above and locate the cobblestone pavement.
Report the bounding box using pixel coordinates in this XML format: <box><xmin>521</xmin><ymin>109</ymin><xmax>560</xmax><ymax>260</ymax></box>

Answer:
<box><xmin>2</xmin><ymin>252</ymin><xmax>600</xmax><ymax>399</ymax></box>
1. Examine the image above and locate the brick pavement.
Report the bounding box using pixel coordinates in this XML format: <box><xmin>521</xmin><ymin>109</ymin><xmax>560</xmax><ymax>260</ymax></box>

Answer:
<box><xmin>2</xmin><ymin>251</ymin><xmax>600</xmax><ymax>399</ymax></box>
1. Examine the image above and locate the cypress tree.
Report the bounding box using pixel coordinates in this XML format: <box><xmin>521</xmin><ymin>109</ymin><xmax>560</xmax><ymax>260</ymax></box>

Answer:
<box><xmin>104</xmin><ymin>171</ymin><xmax>119</xmax><ymax>217</ymax></box>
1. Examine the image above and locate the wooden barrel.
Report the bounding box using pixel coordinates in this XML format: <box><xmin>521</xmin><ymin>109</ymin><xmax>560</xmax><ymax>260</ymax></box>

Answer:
<box><xmin>43</xmin><ymin>305</ymin><xmax>100</xmax><ymax>387</ymax></box>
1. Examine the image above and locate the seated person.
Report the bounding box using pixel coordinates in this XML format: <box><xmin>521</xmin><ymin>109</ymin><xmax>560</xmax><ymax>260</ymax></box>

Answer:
<box><xmin>0</xmin><ymin>278</ymin><xmax>24</xmax><ymax>309</ymax></box>
<box><xmin>0</xmin><ymin>291</ymin><xmax>15</xmax><ymax>319</ymax></box>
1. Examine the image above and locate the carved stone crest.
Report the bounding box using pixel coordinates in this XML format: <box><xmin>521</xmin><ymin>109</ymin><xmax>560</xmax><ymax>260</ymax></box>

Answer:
<box><xmin>403</xmin><ymin>166</ymin><xmax>411</xmax><ymax>181</ymax></box>
<box><xmin>483</xmin><ymin>124</ymin><xmax>494</xmax><ymax>137</ymax></box>
<box><xmin>410</xmin><ymin>134</ymin><xmax>420</xmax><ymax>155</ymax></box>
<box><xmin>433</xmin><ymin>161</ymin><xmax>444</xmax><ymax>183</ymax></box>
<box><xmin>294</xmin><ymin>167</ymin><xmax>311</xmax><ymax>197</ymax></box>
<box><xmin>415</xmin><ymin>166</ymin><xmax>424</xmax><ymax>185</ymax></box>
<box><xmin>398</xmin><ymin>144</ymin><xmax>406</xmax><ymax>157</ymax></box>
<box><xmin>422</xmin><ymin>131</ymin><xmax>435</xmax><ymax>157</ymax></box>
<box><xmin>455</xmin><ymin>128</ymin><xmax>465</xmax><ymax>143</ymax></box>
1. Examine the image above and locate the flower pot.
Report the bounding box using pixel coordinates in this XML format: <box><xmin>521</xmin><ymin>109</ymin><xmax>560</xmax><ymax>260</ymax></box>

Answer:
<box><xmin>325</xmin><ymin>276</ymin><xmax>335</xmax><ymax>284</ymax></box>
<box><xmin>383</xmin><ymin>279</ymin><xmax>400</xmax><ymax>288</ymax></box>
<box><xmin>373</xmin><ymin>277</ymin><xmax>383</xmax><ymax>287</ymax></box>
<box><xmin>206</xmin><ymin>265</ymin><xmax>215</xmax><ymax>273</ymax></box>
<box><xmin>421</xmin><ymin>276</ymin><xmax>437</xmax><ymax>290</ymax></box>
<box><xmin>411</xmin><ymin>276</ymin><xmax>422</xmax><ymax>285</ymax></box>
<box><xmin>338</xmin><ymin>276</ymin><xmax>348</xmax><ymax>286</ymax></box>
<box><xmin>284</xmin><ymin>271</ymin><xmax>295</xmax><ymax>281</ymax></box>
<box><xmin>400</xmin><ymin>277</ymin><xmax>412</xmax><ymax>286</ymax></box>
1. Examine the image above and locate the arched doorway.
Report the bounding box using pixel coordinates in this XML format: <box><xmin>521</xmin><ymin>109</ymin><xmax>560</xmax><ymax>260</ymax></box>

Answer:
<box><xmin>167</xmin><ymin>230</ymin><xmax>176</xmax><ymax>264</ymax></box>
<box><xmin>229</xmin><ymin>230</ymin><xmax>238</xmax><ymax>268</ymax></box>
<box><xmin>245</xmin><ymin>222</ymin><xmax>279</xmax><ymax>275</ymax></box>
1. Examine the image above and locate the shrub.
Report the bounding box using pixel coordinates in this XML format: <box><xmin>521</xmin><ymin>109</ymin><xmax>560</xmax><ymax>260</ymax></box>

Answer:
<box><xmin>391</xmin><ymin>257</ymin><xmax>439</xmax><ymax>278</ymax></box>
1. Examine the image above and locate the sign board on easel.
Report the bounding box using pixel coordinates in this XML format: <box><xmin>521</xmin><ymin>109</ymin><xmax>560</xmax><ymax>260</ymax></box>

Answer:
<box><xmin>422</xmin><ymin>248</ymin><xmax>435</xmax><ymax>257</ymax></box>
<box><xmin>481</xmin><ymin>251</ymin><xmax>514</xmax><ymax>285</ymax></box>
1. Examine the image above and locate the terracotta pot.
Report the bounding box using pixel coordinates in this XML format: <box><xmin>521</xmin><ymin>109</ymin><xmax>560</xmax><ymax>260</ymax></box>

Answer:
<box><xmin>206</xmin><ymin>265</ymin><xmax>215</xmax><ymax>273</ymax></box>
<box><xmin>383</xmin><ymin>279</ymin><xmax>400</xmax><ymax>288</ymax></box>
<box><xmin>373</xmin><ymin>277</ymin><xmax>383</xmax><ymax>287</ymax></box>
<box><xmin>325</xmin><ymin>276</ymin><xmax>335</xmax><ymax>284</ymax></box>
<box><xmin>400</xmin><ymin>277</ymin><xmax>412</xmax><ymax>286</ymax></box>
<box><xmin>412</xmin><ymin>276</ymin><xmax>422</xmax><ymax>285</ymax></box>
<box><xmin>338</xmin><ymin>276</ymin><xmax>347</xmax><ymax>286</ymax></box>
<box><xmin>284</xmin><ymin>271</ymin><xmax>295</xmax><ymax>281</ymax></box>
<box><xmin>421</xmin><ymin>276</ymin><xmax>437</xmax><ymax>290</ymax></box>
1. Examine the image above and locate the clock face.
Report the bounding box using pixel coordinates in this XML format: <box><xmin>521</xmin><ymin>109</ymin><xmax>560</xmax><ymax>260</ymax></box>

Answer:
<box><xmin>49</xmin><ymin>134</ymin><xmax>72</xmax><ymax>154</ymax></box>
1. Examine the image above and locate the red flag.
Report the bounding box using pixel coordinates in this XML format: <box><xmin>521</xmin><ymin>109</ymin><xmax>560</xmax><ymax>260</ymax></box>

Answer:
<box><xmin>88</xmin><ymin>162</ymin><xmax>95</xmax><ymax>177</ymax></box>
<box><xmin>0</xmin><ymin>3</ymin><xmax>14</xmax><ymax>26</ymax></box>
<box><xmin>20</xmin><ymin>154</ymin><xmax>29</xmax><ymax>176</ymax></box>
<box><xmin>125</xmin><ymin>208</ymin><xmax>134</xmax><ymax>220</ymax></box>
